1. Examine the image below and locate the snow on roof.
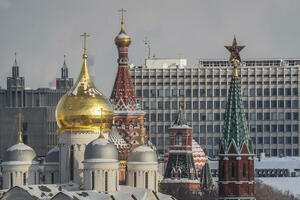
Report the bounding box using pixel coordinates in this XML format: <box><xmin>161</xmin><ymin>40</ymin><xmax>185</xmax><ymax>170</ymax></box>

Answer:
<box><xmin>209</xmin><ymin>157</ymin><xmax>300</xmax><ymax>172</ymax></box>
<box><xmin>117</xmin><ymin>33</ymin><xmax>130</xmax><ymax>39</ymax></box>
<box><xmin>7</xmin><ymin>143</ymin><xmax>33</xmax><ymax>151</ymax></box>
<box><xmin>259</xmin><ymin>177</ymin><xmax>300</xmax><ymax>198</ymax></box>
<box><xmin>132</xmin><ymin>145</ymin><xmax>154</xmax><ymax>153</ymax></box>
<box><xmin>91</xmin><ymin>138</ymin><xmax>109</xmax><ymax>146</ymax></box>
<box><xmin>47</xmin><ymin>146</ymin><xmax>59</xmax><ymax>155</ymax></box>
<box><xmin>161</xmin><ymin>178</ymin><xmax>199</xmax><ymax>184</ymax></box>
<box><xmin>255</xmin><ymin>157</ymin><xmax>300</xmax><ymax>172</ymax></box>
<box><xmin>170</xmin><ymin>124</ymin><xmax>191</xmax><ymax>129</ymax></box>
<box><xmin>56</xmin><ymin>190</ymin><xmax>110</xmax><ymax>200</ymax></box>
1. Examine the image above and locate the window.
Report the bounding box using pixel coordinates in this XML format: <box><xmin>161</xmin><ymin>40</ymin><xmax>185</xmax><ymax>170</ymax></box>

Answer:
<box><xmin>158</xmin><ymin>102</ymin><xmax>163</xmax><ymax>109</ymax></box>
<box><xmin>278</xmin><ymin>100</ymin><xmax>284</xmax><ymax>108</ymax></box>
<box><xmin>51</xmin><ymin>173</ymin><xmax>54</xmax><ymax>184</ymax></box>
<box><xmin>242</xmin><ymin>164</ymin><xmax>246</xmax><ymax>178</ymax></box>
<box><xmin>271</xmin><ymin>100</ymin><xmax>277</xmax><ymax>108</ymax></box>
<box><xmin>200</xmin><ymin>125</ymin><xmax>206</xmax><ymax>133</ymax></box>
<box><xmin>214</xmin><ymin>89</ymin><xmax>220</xmax><ymax>97</ymax></box>
<box><xmin>250</xmin><ymin>113</ymin><xmax>256</xmax><ymax>120</ymax></box>
<box><xmin>231</xmin><ymin>163</ymin><xmax>235</xmax><ymax>178</ymax></box>
<box><xmin>293</xmin><ymin>88</ymin><xmax>298</xmax><ymax>96</ymax></box>
<box><xmin>272</xmin><ymin>88</ymin><xmax>277</xmax><ymax>96</ymax></box>
<box><xmin>264</xmin><ymin>125</ymin><xmax>270</xmax><ymax>132</ymax></box>
<box><xmin>207</xmin><ymin>89</ymin><xmax>212</xmax><ymax>97</ymax></box>
<box><xmin>70</xmin><ymin>145</ymin><xmax>74</xmax><ymax>181</ymax></box>
<box><xmin>200</xmin><ymin>89</ymin><xmax>206</xmax><ymax>97</ymax></box>
<box><xmin>279</xmin><ymin>137</ymin><xmax>284</xmax><ymax>144</ymax></box>
<box><xmin>151</xmin><ymin>101</ymin><xmax>156</xmax><ymax>109</ymax></box>
<box><xmin>272</xmin><ymin>137</ymin><xmax>277</xmax><ymax>144</ymax></box>
<box><xmin>172</xmin><ymin>89</ymin><xmax>177</xmax><ymax>97</ymax></box>
<box><xmin>150</xmin><ymin>89</ymin><xmax>156</xmax><ymax>97</ymax></box>
<box><xmin>257</xmin><ymin>125</ymin><xmax>263</xmax><ymax>132</ymax></box>
<box><xmin>243</xmin><ymin>88</ymin><xmax>248</xmax><ymax>96</ymax></box>
<box><xmin>176</xmin><ymin>133</ymin><xmax>182</xmax><ymax>145</ymax></box>
<box><xmin>172</xmin><ymin>101</ymin><xmax>178</xmax><ymax>109</ymax></box>
<box><xmin>293</xmin><ymin>100</ymin><xmax>298</xmax><ymax>108</ymax></box>
<box><xmin>214</xmin><ymin>113</ymin><xmax>220</xmax><ymax>120</ymax></box>
<box><xmin>23</xmin><ymin>173</ymin><xmax>26</xmax><ymax>185</ymax></box>
<box><xmin>250</xmin><ymin>101</ymin><xmax>255</xmax><ymax>109</ymax></box>
<box><xmin>250</xmin><ymin>88</ymin><xmax>255</xmax><ymax>96</ymax></box>
<box><xmin>10</xmin><ymin>173</ymin><xmax>13</xmax><ymax>188</ymax></box>
<box><xmin>293</xmin><ymin>124</ymin><xmax>298</xmax><ymax>132</ymax></box>
<box><xmin>271</xmin><ymin>125</ymin><xmax>277</xmax><ymax>132</ymax></box>
<box><xmin>134</xmin><ymin>172</ymin><xmax>137</xmax><ymax>187</ymax></box>
<box><xmin>193</xmin><ymin>89</ymin><xmax>198</xmax><ymax>97</ymax></box>
<box><xmin>257</xmin><ymin>88</ymin><xmax>262</xmax><ymax>96</ymax></box>
<box><xmin>214</xmin><ymin>101</ymin><xmax>220</xmax><ymax>109</ymax></box>
<box><xmin>165</xmin><ymin>89</ymin><xmax>170</xmax><ymax>97</ymax></box>
<box><xmin>207</xmin><ymin>101</ymin><xmax>213</xmax><ymax>109</ymax></box>
<box><xmin>193</xmin><ymin>113</ymin><xmax>199</xmax><ymax>121</ymax></box>
<box><xmin>264</xmin><ymin>113</ymin><xmax>270</xmax><ymax>120</ymax></box>
<box><xmin>264</xmin><ymin>88</ymin><xmax>270</xmax><ymax>96</ymax></box>
<box><xmin>257</xmin><ymin>101</ymin><xmax>263</xmax><ymax>109</ymax></box>
<box><xmin>285</xmin><ymin>88</ymin><xmax>291</xmax><ymax>96</ymax></box>
<box><xmin>278</xmin><ymin>112</ymin><xmax>284</xmax><ymax>120</ymax></box>
<box><xmin>179</xmin><ymin>89</ymin><xmax>184</xmax><ymax>96</ymax></box>
<box><xmin>186</xmin><ymin>89</ymin><xmax>191</xmax><ymax>97</ymax></box>
<box><xmin>286</xmin><ymin>113</ymin><xmax>291</xmax><ymax>120</ymax></box>
<box><xmin>200</xmin><ymin>101</ymin><xmax>206</xmax><ymax>109</ymax></box>
<box><xmin>221</xmin><ymin>89</ymin><xmax>227</xmax><ymax>97</ymax></box>
<box><xmin>250</xmin><ymin>125</ymin><xmax>256</xmax><ymax>132</ymax></box>
<box><xmin>193</xmin><ymin>101</ymin><xmax>198</xmax><ymax>109</ymax></box>
<box><xmin>264</xmin><ymin>137</ymin><xmax>270</xmax><ymax>144</ymax></box>
<box><xmin>143</xmin><ymin>90</ymin><xmax>149</xmax><ymax>97</ymax></box>
<box><xmin>165</xmin><ymin>101</ymin><xmax>170</xmax><ymax>109</ymax></box>
<box><xmin>145</xmin><ymin>172</ymin><xmax>149</xmax><ymax>189</ymax></box>
<box><xmin>286</xmin><ymin>100</ymin><xmax>291</xmax><ymax>108</ymax></box>
<box><xmin>158</xmin><ymin>114</ymin><xmax>163</xmax><ymax>121</ymax></box>
<box><xmin>257</xmin><ymin>113</ymin><xmax>263</xmax><ymax>120</ymax></box>
<box><xmin>278</xmin><ymin>88</ymin><xmax>284</xmax><ymax>96</ymax></box>
<box><xmin>264</xmin><ymin>101</ymin><xmax>270</xmax><ymax>108</ymax></box>
<box><xmin>293</xmin><ymin>112</ymin><xmax>298</xmax><ymax>120</ymax></box>
<box><xmin>105</xmin><ymin>172</ymin><xmax>108</xmax><ymax>193</ymax></box>
<box><xmin>158</xmin><ymin>89</ymin><xmax>163</xmax><ymax>97</ymax></box>
<box><xmin>92</xmin><ymin>171</ymin><xmax>95</xmax><ymax>190</ymax></box>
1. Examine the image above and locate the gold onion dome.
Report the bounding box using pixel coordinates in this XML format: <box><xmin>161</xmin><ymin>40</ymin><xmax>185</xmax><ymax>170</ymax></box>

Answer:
<box><xmin>56</xmin><ymin>33</ymin><xmax>113</xmax><ymax>132</ymax></box>
<box><xmin>114</xmin><ymin>18</ymin><xmax>131</xmax><ymax>48</ymax></box>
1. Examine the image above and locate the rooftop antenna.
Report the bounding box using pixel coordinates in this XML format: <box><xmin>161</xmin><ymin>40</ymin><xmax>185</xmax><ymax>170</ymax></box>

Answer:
<box><xmin>143</xmin><ymin>37</ymin><xmax>151</xmax><ymax>67</ymax></box>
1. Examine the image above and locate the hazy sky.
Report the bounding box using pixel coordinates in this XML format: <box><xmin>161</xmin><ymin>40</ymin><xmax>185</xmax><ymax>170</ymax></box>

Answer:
<box><xmin>0</xmin><ymin>0</ymin><xmax>300</xmax><ymax>95</ymax></box>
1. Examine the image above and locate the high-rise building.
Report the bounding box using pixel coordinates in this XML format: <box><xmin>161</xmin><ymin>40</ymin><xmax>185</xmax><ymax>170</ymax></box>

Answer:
<box><xmin>130</xmin><ymin>58</ymin><xmax>300</xmax><ymax>157</ymax></box>
<box><xmin>0</xmin><ymin>55</ymin><xmax>73</xmax><ymax>158</ymax></box>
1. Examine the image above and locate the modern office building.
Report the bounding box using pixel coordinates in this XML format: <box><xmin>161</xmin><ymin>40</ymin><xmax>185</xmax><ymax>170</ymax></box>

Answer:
<box><xmin>130</xmin><ymin>58</ymin><xmax>300</xmax><ymax>157</ymax></box>
<box><xmin>0</xmin><ymin>55</ymin><xmax>73</xmax><ymax>158</ymax></box>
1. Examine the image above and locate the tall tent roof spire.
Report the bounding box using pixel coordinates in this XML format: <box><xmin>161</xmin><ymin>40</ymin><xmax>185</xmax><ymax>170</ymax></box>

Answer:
<box><xmin>221</xmin><ymin>36</ymin><xmax>252</xmax><ymax>152</ymax></box>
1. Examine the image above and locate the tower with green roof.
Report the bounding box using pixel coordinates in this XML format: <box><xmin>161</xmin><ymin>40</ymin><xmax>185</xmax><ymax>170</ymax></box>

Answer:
<box><xmin>218</xmin><ymin>36</ymin><xmax>255</xmax><ymax>200</ymax></box>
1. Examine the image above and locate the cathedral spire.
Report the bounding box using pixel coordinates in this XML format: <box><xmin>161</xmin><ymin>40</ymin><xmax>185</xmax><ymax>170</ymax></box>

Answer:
<box><xmin>12</xmin><ymin>52</ymin><xmax>19</xmax><ymax>78</ymax></box>
<box><xmin>173</xmin><ymin>102</ymin><xmax>187</xmax><ymax>127</ymax></box>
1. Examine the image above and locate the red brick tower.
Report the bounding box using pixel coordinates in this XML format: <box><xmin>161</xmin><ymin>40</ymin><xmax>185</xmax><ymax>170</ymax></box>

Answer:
<box><xmin>218</xmin><ymin>37</ymin><xmax>255</xmax><ymax>200</ymax></box>
<box><xmin>110</xmin><ymin>9</ymin><xmax>146</xmax><ymax>184</ymax></box>
<box><xmin>160</xmin><ymin>105</ymin><xmax>200</xmax><ymax>199</ymax></box>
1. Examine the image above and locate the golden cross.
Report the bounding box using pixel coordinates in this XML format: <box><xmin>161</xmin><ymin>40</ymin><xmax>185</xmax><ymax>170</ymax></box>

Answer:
<box><xmin>118</xmin><ymin>8</ymin><xmax>127</xmax><ymax>23</ymax></box>
<box><xmin>80</xmin><ymin>32</ymin><xmax>90</xmax><ymax>54</ymax></box>
<box><xmin>16</xmin><ymin>111</ymin><xmax>24</xmax><ymax>143</ymax></box>
<box><xmin>179</xmin><ymin>102</ymin><xmax>186</xmax><ymax>110</ymax></box>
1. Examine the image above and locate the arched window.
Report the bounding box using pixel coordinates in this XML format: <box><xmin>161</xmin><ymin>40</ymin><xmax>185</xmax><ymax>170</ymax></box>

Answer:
<box><xmin>134</xmin><ymin>172</ymin><xmax>137</xmax><ymax>187</ymax></box>
<box><xmin>105</xmin><ymin>172</ymin><xmax>108</xmax><ymax>193</ymax></box>
<box><xmin>175</xmin><ymin>133</ymin><xmax>182</xmax><ymax>145</ymax></box>
<box><xmin>70</xmin><ymin>145</ymin><xmax>74</xmax><ymax>181</ymax></box>
<box><xmin>91</xmin><ymin>171</ymin><xmax>95</xmax><ymax>190</ymax></box>
<box><xmin>23</xmin><ymin>173</ymin><xmax>26</xmax><ymax>185</ymax></box>
<box><xmin>243</xmin><ymin>163</ymin><xmax>246</xmax><ymax>178</ymax></box>
<box><xmin>231</xmin><ymin>162</ymin><xmax>235</xmax><ymax>178</ymax></box>
<box><xmin>10</xmin><ymin>173</ymin><xmax>13</xmax><ymax>188</ymax></box>
<box><xmin>145</xmin><ymin>172</ymin><xmax>148</xmax><ymax>189</ymax></box>
<box><xmin>51</xmin><ymin>172</ymin><xmax>55</xmax><ymax>184</ymax></box>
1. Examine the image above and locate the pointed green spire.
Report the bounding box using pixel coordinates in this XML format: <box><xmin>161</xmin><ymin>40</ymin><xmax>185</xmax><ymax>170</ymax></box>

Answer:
<box><xmin>221</xmin><ymin>37</ymin><xmax>253</xmax><ymax>152</ymax></box>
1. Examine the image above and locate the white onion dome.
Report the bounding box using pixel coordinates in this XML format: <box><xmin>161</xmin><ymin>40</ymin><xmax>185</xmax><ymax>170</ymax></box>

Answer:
<box><xmin>45</xmin><ymin>146</ymin><xmax>59</xmax><ymax>163</ymax></box>
<box><xmin>128</xmin><ymin>146</ymin><xmax>158</xmax><ymax>163</ymax></box>
<box><xmin>84</xmin><ymin>138</ymin><xmax>118</xmax><ymax>162</ymax></box>
<box><xmin>3</xmin><ymin>143</ymin><xmax>37</xmax><ymax>164</ymax></box>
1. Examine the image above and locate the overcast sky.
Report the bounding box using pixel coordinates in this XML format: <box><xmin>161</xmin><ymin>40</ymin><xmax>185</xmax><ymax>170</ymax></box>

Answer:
<box><xmin>0</xmin><ymin>0</ymin><xmax>300</xmax><ymax>95</ymax></box>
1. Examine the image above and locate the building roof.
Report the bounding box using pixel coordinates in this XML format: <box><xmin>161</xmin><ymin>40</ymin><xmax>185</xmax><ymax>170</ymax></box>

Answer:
<box><xmin>84</xmin><ymin>138</ymin><xmax>118</xmax><ymax>162</ymax></box>
<box><xmin>128</xmin><ymin>145</ymin><xmax>157</xmax><ymax>163</ymax></box>
<box><xmin>2</xmin><ymin>143</ymin><xmax>37</xmax><ymax>164</ymax></box>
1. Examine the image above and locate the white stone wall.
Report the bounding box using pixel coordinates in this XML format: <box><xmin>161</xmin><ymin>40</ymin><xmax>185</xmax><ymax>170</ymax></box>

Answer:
<box><xmin>127</xmin><ymin>162</ymin><xmax>158</xmax><ymax>191</ymax></box>
<box><xmin>83</xmin><ymin>161</ymin><xmax>119</xmax><ymax>194</ymax></box>
<box><xmin>59</xmin><ymin>131</ymin><xmax>99</xmax><ymax>185</ymax></box>
<box><xmin>2</xmin><ymin>164</ymin><xmax>39</xmax><ymax>189</ymax></box>
<box><xmin>44</xmin><ymin>164</ymin><xmax>59</xmax><ymax>184</ymax></box>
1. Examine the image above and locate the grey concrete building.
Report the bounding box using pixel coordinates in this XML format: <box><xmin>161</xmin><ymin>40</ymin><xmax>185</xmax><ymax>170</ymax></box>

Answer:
<box><xmin>130</xmin><ymin>58</ymin><xmax>300</xmax><ymax>157</ymax></box>
<box><xmin>0</xmin><ymin>55</ymin><xmax>73</xmax><ymax>159</ymax></box>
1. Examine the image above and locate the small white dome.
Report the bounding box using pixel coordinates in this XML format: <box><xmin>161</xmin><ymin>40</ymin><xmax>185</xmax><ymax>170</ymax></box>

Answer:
<box><xmin>3</xmin><ymin>143</ymin><xmax>36</xmax><ymax>163</ymax></box>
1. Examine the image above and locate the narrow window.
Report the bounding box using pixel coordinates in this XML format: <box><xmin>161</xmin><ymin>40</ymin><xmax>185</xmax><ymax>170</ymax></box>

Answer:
<box><xmin>175</xmin><ymin>133</ymin><xmax>182</xmax><ymax>145</ymax></box>
<box><xmin>105</xmin><ymin>172</ymin><xmax>108</xmax><ymax>193</ymax></box>
<box><xmin>134</xmin><ymin>172</ymin><xmax>137</xmax><ymax>187</ymax></box>
<box><xmin>23</xmin><ymin>173</ymin><xmax>26</xmax><ymax>185</ymax></box>
<box><xmin>91</xmin><ymin>171</ymin><xmax>95</xmax><ymax>190</ymax></box>
<box><xmin>231</xmin><ymin>162</ymin><xmax>235</xmax><ymax>178</ymax></box>
<box><xmin>70</xmin><ymin>145</ymin><xmax>74</xmax><ymax>181</ymax></box>
<box><xmin>243</xmin><ymin>163</ymin><xmax>246</xmax><ymax>178</ymax></box>
<box><xmin>51</xmin><ymin>172</ymin><xmax>55</xmax><ymax>184</ymax></box>
<box><xmin>10</xmin><ymin>173</ymin><xmax>13</xmax><ymax>188</ymax></box>
<box><xmin>145</xmin><ymin>172</ymin><xmax>148</xmax><ymax>189</ymax></box>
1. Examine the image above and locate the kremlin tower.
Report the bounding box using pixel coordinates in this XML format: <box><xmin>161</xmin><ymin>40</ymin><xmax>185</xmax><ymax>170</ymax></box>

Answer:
<box><xmin>110</xmin><ymin>9</ymin><xmax>147</xmax><ymax>184</ymax></box>
<box><xmin>218</xmin><ymin>37</ymin><xmax>255</xmax><ymax>200</ymax></box>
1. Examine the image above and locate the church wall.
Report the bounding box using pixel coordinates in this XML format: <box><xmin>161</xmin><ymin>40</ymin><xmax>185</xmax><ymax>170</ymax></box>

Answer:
<box><xmin>127</xmin><ymin>163</ymin><xmax>158</xmax><ymax>191</ymax></box>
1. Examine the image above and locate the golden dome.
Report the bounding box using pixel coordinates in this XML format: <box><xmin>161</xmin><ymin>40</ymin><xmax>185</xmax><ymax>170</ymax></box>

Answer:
<box><xmin>56</xmin><ymin>51</ymin><xmax>113</xmax><ymax>133</ymax></box>
<box><xmin>114</xmin><ymin>20</ymin><xmax>131</xmax><ymax>48</ymax></box>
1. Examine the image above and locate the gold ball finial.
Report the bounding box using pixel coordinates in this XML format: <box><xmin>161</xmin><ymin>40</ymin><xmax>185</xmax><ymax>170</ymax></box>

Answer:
<box><xmin>115</xmin><ymin>8</ymin><xmax>131</xmax><ymax>48</ymax></box>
